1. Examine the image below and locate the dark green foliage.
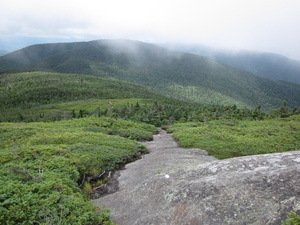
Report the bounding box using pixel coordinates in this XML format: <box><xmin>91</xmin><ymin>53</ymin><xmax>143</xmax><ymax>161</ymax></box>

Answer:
<box><xmin>162</xmin><ymin>44</ymin><xmax>300</xmax><ymax>84</ymax></box>
<box><xmin>213</xmin><ymin>52</ymin><xmax>300</xmax><ymax>84</ymax></box>
<box><xmin>0</xmin><ymin>71</ymin><xmax>271</xmax><ymax>124</ymax></box>
<box><xmin>98</xmin><ymin>100</ymin><xmax>268</xmax><ymax>126</ymax></box>
<box><xmin>0</xmin><ymin>71</ymin><xmax>166</xmax><ymax>122</ymax></box>
<box><xmin>1</xmin><ymin>39</ymin><xmax>300</xmax><ymax>109</ymax></box>
<box><xmin>0</xmin><ymin>117</ymin><xmax>156</xmax><ymax>224</ymax></box>
<box><xmin>1</xmin><ymin>96</ymin><xmax>269</xmax><ymax>126</ymax></box>
<box><xmin>0</xmin><ymin>71</ymin><xmax>163</xmax><ymax>108</ymax></box>
<box><xmin>0</xmin><ymin>42</ymin><xmax>84</xmax><ymax>70</ymax></box>
<box><xmin>270</xmin><ymin>100</ymin><xmax>295</xmax><ymax>118</ymax></box>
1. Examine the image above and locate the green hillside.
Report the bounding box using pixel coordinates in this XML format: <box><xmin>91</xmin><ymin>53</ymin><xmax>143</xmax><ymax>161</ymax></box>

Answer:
<box><xmin>161</xmin><ymin>43</ymin><xmax>300</xmax><ymax>84</ymax></box>
<box><xmin>2</xmin><ymin>71</ymin><xmax>279</xmax><ymax>125</ymax></box>
<box><xmin>213</xmin><ymin>52</ymin><xmax>300</xmax><ymax>84</ymax></box>
<box><xmin>0</xmin><ymin>71</ymin><xmax>164</xmax><ymax>121</ymax></box>
<box><xmin>1</xmin><ymin>39</ymin><xmax>300</xmax><ymax>110</ymax></box>
<box><xmin>0</xmin><ymin>42</ymin><xmax>85</xmax><ymax>70</ymax></box>
<box><xmin>0</xmin><ymin>71</ymin><xmax>163</xmax><ymax>106</ymax></box>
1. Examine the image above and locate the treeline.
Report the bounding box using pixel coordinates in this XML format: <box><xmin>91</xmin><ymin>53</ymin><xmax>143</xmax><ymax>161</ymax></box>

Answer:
<box><xmin>76</xmin><ymin>101</ymin><xmax>300</xmax><ymax>126</ymax></box>
<box><xmin>1</xmin><ymin>72</ymin><xmax>299</xmax><ymax>125</ymax></box>
<box><xmin>99</xmin><ymin>101</ymin><xmax>265</xmax><ymax>126</ymax></box>
<box><xmin>8</xmin><ymin>99</ymin><xmax>299</xmax><ymax>126</ymax></box>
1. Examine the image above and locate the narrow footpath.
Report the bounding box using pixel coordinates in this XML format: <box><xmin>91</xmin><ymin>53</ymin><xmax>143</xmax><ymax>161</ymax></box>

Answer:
<box><xmin>92</xmin><ymin>129</ymin><xmax>300</xmax><ymax>225</ymax></box>
<box><xmin>92</xmin><ymin>129</ymin><xmax>217</xmax><ymax>224</ymax></box>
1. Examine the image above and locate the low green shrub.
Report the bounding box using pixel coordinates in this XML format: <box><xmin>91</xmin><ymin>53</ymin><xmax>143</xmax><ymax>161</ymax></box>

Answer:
<box><xmin>283</xmin><ymin>212</ymin><xmax>300</xmax><ymax>225</ymax></box>
<box><xmin>170</xmin><ymin>115</ymin><xmax>300</xmax><ymax>159</ymax></box>
<box><xmin>0</xmin><ymin>116</ymin><xmax>156</xmax><ymax>224</ymax></box>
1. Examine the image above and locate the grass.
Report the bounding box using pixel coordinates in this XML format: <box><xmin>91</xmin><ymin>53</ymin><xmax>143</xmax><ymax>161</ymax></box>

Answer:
<box><xmin>169</xmin><ymin>115</ymin><xmax>300</xmax><ymax>159</ymax></box>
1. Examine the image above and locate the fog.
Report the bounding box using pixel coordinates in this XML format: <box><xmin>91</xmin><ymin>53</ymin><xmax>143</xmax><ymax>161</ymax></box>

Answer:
<box><xmin>1</xmin><ymin>0</ymin><xmax>300</xmax><ymax>60</ymax></box>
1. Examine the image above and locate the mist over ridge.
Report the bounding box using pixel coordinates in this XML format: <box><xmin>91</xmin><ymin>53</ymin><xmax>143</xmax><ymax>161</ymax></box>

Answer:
<box><xmin>159</xmin><ymin>42</ymin><xmax>300</xmax><ymax>84</ymax></box>
<box><xmin>0</xmin><ymin>38</ymin><xmax>300</xmax><ymax>111</ymax></box>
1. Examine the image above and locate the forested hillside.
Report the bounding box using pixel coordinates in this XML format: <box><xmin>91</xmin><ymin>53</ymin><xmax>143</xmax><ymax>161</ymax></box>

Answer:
<box><xmin>1</xmin><ymin>39</ymin><xmax>300</xmax><ymax>110</ymax></box>
<box><xmin>0</xmin><ymin>42</ymin><xmax>85</xmax><ymax>70</ymax></box>
<box><xmin>0</xmin><ymin>71</ymin><xmax>163</xmax><ymax>122</ymax></box>
<box><xmin>1</xmin><ymin>71</ymin><xmax>278</xmax><ymax>124</ymax></box>
<box><xmin>213</xmin><ymin>52</ymin><xmax>300</xmax><ymax>84</ymax></box>
<box><xmin>161</xmin><ymin>43</ymin><xmax>300</xmax><ymax>84</ymax></box>
<box><xmin>0</xmin><ymin>71</ymin><xmax>164</xmax><ymax>106</ymax></box>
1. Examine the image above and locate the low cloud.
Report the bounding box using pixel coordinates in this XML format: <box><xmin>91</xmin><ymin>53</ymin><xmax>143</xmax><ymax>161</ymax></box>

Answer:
<box><xmin>1</xmin><ymin>0</ymin><xmax>300</xmax><ymax>59</ymax></box>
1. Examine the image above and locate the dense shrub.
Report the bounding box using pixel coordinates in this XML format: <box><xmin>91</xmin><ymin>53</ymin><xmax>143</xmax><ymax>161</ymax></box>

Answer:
<box><xmin>0</xmin><ymin>117</ymin><xmax>156</xmax><ymax>224</ymax></box>
<box><xmin>169</xmin><ymin>115</ymin><xmax>300</xmax><ymax>159</ymax></box>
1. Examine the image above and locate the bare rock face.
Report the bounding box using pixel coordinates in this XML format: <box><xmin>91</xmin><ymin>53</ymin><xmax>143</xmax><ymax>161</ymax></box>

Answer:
<box><xmin>92</xmin><ymin>130</ymin><xmax>300</xmax><ymax>225</ymax></box>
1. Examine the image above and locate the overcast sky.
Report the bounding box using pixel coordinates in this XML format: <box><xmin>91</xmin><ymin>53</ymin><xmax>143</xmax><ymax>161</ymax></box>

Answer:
<box><xmin>1</xmin><ymin>0</ymin><xmax>300</xmax><ymax>59</ymax></box>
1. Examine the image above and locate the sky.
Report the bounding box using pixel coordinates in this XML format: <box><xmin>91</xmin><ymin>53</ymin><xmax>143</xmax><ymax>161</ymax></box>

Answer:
<box><xmin>1</xmin><ymin>0</ymin><xmax>300</xmax><ymax>59</ymax></box>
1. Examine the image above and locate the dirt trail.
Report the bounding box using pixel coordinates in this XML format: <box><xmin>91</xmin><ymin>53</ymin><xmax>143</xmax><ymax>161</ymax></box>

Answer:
<box><xmin>92</xmin><ymin>129</ymin><xmax>217</xmax><ymax>223</ymax></box>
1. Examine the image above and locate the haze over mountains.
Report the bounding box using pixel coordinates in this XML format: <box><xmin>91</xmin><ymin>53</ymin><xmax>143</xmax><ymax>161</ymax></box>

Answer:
<box><xmin>0</xmin><ymin>50</ymin><xmax>8</xmax><ymax>56</ymax></box>
<box><xmin>161</xmin><ymin>43</ymin><xmax>300</xmax><ymax>84</ymax></box>
<box><xmin>1</xmin><ymin>39</ymin><xmax>300</xmax><ymax>110</ymax></box>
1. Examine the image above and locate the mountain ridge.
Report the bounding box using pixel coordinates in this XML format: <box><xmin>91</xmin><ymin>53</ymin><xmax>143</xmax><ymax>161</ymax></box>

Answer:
<box><xmin>1</xmin><ymin>39</ymin><xmax>300</xmax><ymax>110</ymax></box>
<box><xmin>0</xmin><ymin>50</ymin><xmax>8</xmax><ymax>56</ymax></box>
<box><xmin>160</xmin><ymin>43</ymin><xmax>300</xmax><ymax>84</ymax></box>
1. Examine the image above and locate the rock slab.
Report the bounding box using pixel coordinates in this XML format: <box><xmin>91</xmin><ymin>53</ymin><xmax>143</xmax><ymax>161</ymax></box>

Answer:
<box><xmin>92</xmin><ymin>129</ymin><xmax>300</xmax><ymax>225</ymax></box>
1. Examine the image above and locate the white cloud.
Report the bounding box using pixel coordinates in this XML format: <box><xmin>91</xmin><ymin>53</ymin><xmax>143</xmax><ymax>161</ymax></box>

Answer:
<box><xmin>1</xmin><ymin>0</ymin><xmax>300</xmax><ymax>59</ymax></box>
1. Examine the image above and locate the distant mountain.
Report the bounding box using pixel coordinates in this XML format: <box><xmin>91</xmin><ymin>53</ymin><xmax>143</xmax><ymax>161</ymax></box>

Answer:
<box><xmin>0</xmin><ymin>42</ymin><xmax>86</xmax><ymax>70</ymax></box>
<box><xmin>0</xmin><ymin>35</ymin><xmax>90</xmax><ymax>54</ymax></box>
<box><xmin>160</xmin><ymin>43</ymin><xmax>300</xmax><ymax>84</ymax></box>
<box><xmin>0</xmin><ymin>50</ymin><xmax>8</xmax><ymax>56</ymax></box>
<box><xmin>1</xmin><ymin>39</ymin><xmax>300</xmax><ymax>110</ymax></box>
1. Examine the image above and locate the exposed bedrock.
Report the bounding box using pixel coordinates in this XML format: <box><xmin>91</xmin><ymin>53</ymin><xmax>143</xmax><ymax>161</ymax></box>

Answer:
<box><xmin>92</xmin><ymin>130</ymin><xmax>300</xmax><ymax>225</ymax></box>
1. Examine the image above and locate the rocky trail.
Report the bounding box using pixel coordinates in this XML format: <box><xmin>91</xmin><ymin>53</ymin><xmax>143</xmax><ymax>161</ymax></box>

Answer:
<box><xmin>92</xmin><ymin>129</ymin><xmax>300</xmax><ymax>225</ymax></box>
